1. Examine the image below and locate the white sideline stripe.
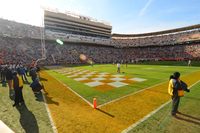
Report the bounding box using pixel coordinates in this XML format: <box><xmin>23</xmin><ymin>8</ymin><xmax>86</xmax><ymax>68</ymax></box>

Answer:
<box><xmin>97</xmin><ymin>71</ymin><xmax>199</xmax><ymax>108</ymax></box>
<box><xmin>0</xmin><ymin>120</ymin><xmax>15</xmax><ymax>133</ymax></box>
<box><xmin>121</xmin><ymin>101</ymin><xmax>171</xmax><ymax>133</ymax></box>
<box><xmin>51</xmin><ymin>75</ymin><xmax>93</xmax><ymax>108</ymax></box>
<box><xmin>121</xmin><ymin>80</ymin><xmax>200</xmax><ymax>133</ymax></box>
<box><xmin>98</xmin><ymin>81</ymin><xmax>166</xmax><ymax>108</ymax></box>
<box><xmin>41</xmin><ymin>90</ymin><xmax>58</xmax><ymax>133</ymax></box>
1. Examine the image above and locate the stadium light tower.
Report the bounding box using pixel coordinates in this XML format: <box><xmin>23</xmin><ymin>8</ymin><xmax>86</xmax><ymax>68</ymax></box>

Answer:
<box><xmin>35</xmin><ymin>7</ymin><xmax>47</xmax><ymax>66</ymax></box>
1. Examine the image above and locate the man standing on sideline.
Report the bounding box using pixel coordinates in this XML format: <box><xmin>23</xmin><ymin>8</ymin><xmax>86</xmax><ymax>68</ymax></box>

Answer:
<box><xmin>188</xmin><ymin>59</ymin><xmax>191</xmax><ymax>66</ymax></box>
<box><xmin>12</xmin><ymin>71</ymin><xmax>24</xmax><ymax>107</ymax></box>
<box><xmin>5</xmin><ymin>66</ymin><xmax>14</xmax><ymax>99</ymax></box>
<box><xmin>168</xmin><ymin>72</ymin><xmax>190</xmax><ymax>117</ymax></box>
<box><xmin>168</xmin><ymin>72</ymin><xmax>181</xmax><ymax>116</ymax></box>
<box><xmin>117</xmin><ymin>63</ymin><xmax>120</xmax><ymax>73</ymax></box>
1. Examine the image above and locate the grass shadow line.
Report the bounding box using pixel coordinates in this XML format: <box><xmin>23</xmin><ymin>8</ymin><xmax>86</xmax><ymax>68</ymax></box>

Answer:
<box><xmin>177</xmin><ymin>112</ymin><xmax>200</xmax><ymax>121</ymax></box>
<box><xmin>96</xmin><ymin>108</ymin><xmax>114</xmax><ymax>118</ymax></box>
<box><xmin>176</xmin><ymin>115</ymin><xmax>200</xmax><ymax>126</ymax></box>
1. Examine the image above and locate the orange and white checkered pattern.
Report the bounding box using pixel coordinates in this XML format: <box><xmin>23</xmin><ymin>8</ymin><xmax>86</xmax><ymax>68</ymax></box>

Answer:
<box><xmin>55</xmin><ymin>68</ymin><xmax>147</xmax><ymax>91</ymax></box>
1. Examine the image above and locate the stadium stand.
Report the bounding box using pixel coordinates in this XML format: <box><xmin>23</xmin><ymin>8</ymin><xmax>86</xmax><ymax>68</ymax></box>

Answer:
<box><xmin>0</xmin><ymin>19</ymin><xmax>41</xmax><ymax>39</ymax></box>
<box><xmin>112</xmin><ymin>26</ymin><xmax>200</xmax><ymax>47</ymax></box>
<box><xmin>0</xmin><ymin>14</ymin><xmax>200</xmax><ymax>65</ymax></box>
<box><xmin>44</xmin><ymin>10</ymin><xmax>112</xmax><ymax>39</ymax></box>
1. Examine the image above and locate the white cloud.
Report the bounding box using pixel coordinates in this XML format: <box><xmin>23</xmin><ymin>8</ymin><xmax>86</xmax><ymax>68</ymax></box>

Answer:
<box><xmin>139</xmin><ymin>0</ymin><xmax>154</xmax><ymax>16</ymax></box>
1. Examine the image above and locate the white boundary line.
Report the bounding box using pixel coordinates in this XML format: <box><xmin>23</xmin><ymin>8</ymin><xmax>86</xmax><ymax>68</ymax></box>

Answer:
<box><xmin>98</xmin><ymin>81</ymin><xmax>167</xmax><ymax>108</ymax></box>
<box><xmin>98</xmin><ymin>71</ymin><xmax>200</xmax><ymax>108</ymax></box>
<box><xmin>41</xmin><ymin>90</ymin><xmax>58</xmax><ymax>133</ymax></box>
<box><xmin>48</xmin><ymin>69</ymin><xmax>200</xmax><ymax>109</ymax></box>
<box><xmin>49</xmin><ymin>71</ymin><xmax>93</xmax><ymax>107</ymax></box>
<box><xmin>121</xmin><ymin>101</ymin><xmax>171</xmax><ymax>133</ymax></box>
<box><xmin>121</xmin><ymin>80</ymin><xmax>200</xmax><ymax>133</ymax></box>
<box><xmin>0</xmin><ymin>120</ymin><xmax>15</xmax><ymax>133</ymax></box>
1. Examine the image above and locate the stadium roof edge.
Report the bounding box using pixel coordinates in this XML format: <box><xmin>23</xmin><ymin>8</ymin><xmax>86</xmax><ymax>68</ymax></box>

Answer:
<box><xmin>43</xmin><ymin>8</ymin><xmax>111</xmax><ymax>27</ymax></box>
<box><xmin>112</xmin><ymin>24</ymin><xmax>200</xmax><ymax>37</ymax></box>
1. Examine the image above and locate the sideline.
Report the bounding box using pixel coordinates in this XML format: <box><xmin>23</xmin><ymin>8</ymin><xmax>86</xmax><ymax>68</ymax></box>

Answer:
<box><xmin>45</xmin><ymin>71</ymin><xmax>93</xmax><ymax>107</ymax></box>
<box><xmin>121</xmin><ymin>80</ymin><xmax>200</xmax><ymax>133</ymax></box>
<box><xmin>41</xmin><ymin>90</ymin><xmax>58</xmax><ymax>133</ymax></box>
<box><xmin>49</xmin><ymin>70</ymin><xmax>167</xmax><ymax>109</ymax></box>
<box><xmin>46</xmin><ymin>69</ymin><xmax>200</xmax><ymax>109</ymax></box>
<box><xmin>98</xmin><ymin>81</ymin><xmax>166</xmax><ymax>108</ymax></box>
<box><xmin>98</xmin><ymin>70</ymin><xmax>200</xmax><ymax>108</ymax></box>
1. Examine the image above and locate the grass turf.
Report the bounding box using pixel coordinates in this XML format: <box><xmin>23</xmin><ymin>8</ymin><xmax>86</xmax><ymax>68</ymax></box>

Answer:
<box><xmin>0</xmin><ymin>80</ymin><xmax>53</xmax><ymax>133</ymax></box>
<box><xmin>41</xmin><ymin>64</ymin><xmax>200</xmax><ymax>133</ymax></box>
<box><xmin>46</xmin><ymin>64</ymin><xmax>200</xmax><ymax>105</ymax></box>
<box><xmin>1</xmin><ymin>63</ymin><xmax>199</xmax><ymax>133</ymax></box>
<box><xmin>128</xmin><ymin>81</ymin><xmax>200</xmax><ymax>133</ymax></box>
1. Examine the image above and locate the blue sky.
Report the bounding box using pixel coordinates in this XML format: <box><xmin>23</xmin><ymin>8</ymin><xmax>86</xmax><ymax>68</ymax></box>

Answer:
<box><xmin>0</xmin><ymin>0</ymin><xmax>199</xmax><ymax>34</ymax></box>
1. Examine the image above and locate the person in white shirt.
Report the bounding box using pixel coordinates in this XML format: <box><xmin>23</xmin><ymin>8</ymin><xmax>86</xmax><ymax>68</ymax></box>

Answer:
<box><xmin>188</xmin><ymin>60</ymin><xmax>191</xmax><ymax>66</ymax></box>
<box><xmin>117</xmin><ymin>63</ymin><xmax>120</xmax><ymax>73</ymax></box>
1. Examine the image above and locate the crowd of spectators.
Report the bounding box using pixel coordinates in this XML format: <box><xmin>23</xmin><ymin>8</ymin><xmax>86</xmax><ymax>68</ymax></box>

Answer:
<box><xmin>0</xmin><ymin>18</ymin><xmax>41</xmax><ymax>39</ymax></box>
<box><xmin>112</xmin><ymin>29</ymin><xmax>200</xmax><ymax>47</ymax></box>
<box><xmin>43</xmin><ymin>40</ymin><xmax>121</xmax><ymax>65</ymax></box>
<box><xmin>123</xmin><ymin>43</ymin><xmax>200</xmax><ymax>62</ymax></box>
<box><xmin>1</xmin><ymin>36</ymin><xmax>199</xmax><ymax>66</ymax></box>
<box><xmin>0</xmin><ymin>18</ymin><xmax>200</xmax><ymax>66</ymax></box>
<box><xmin>45</xmin><ymin>30</ymin><xmax>111</xmax><ymax>46</ymax></box>
<box><xmin>0</xmin><ymin>36</ymin><xmax>41</xmax><ymax>65</ymax></box>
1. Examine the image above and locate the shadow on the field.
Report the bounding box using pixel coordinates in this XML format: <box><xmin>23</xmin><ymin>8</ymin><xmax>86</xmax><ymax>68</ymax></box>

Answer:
<box><xmin>34</xmin><ymin>91</ymin><xmax>44</xmax><ymax>102</ymax></box>
<box><xmin>16</xmin><ymin>104</ymin><xmax>39</xmax><ymax>133</ymax></box>
<box><xmin>176</xmin><ymin>113</ymin><xmax>200</xmax><ymax>126</ymax></box>
<box><xmin>39</xmin><ymin>77</ymin><xmax>48</xmax><ymax>81</ymax></box>
<box><xmin>33</xmin><ymin>88</ymin><xmax>59</xmax><ymax>106</ymax></box>
<box><xmin>44</xmin><ymin>94</ymin><xmax>59</xmax><ymax>106</ymax></box>
<box><xmin>43</xmin><ymin>89</ymin><xmax>59</xmax><ymax>106</ymax></box>
<box><xmin>177</xmin><ymin>112</ymin><xmax>200</xmax><ymax>121</ymax></box>
<box><xmin>96</xmin><ymin>108</ymin><xmax>114</xmax><ymax>118</ymax></box>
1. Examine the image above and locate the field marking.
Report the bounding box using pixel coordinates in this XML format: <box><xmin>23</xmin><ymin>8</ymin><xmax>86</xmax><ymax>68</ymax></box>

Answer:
<box><xmin>121</xmin><ymin>80</ymin><xmax>200</xmax><ymax>133</ymax></box>
<box><xmin>56</xmin><ymin>68</ymin><xmax>144</xmax><ymax>88</ymax></box>
<box><xmin>48</xmin><ymin>72</ymin><xmax>93</xmax><ymax>108</ymax></box>
<box><xmin>97</xmin><ymin>81</ymin><xmax>166</xmax><ymax>108</ymax></box>
<box><xmin>41</xmin><ymin>90</ymin><xmax>58</xmax><ymax>133</ymax></box>
<box><xmin>0</xmin><ymin>120</ymin><xmax>15</xmax><ymax>133</ymax></box>
<box><xmin>48</xmin><ymin>69</ymin><xmax>200</xmax><ymax>110</ymax></box>
<box><xmin>98</xmin><ymin>71</ymin><xmax>200</xmax><ymax>108</ymax></box>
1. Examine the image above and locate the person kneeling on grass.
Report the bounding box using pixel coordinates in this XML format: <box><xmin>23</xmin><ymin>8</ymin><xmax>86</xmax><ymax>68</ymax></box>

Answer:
<box><xmin>30</xmin><ymin>78</ymin><xmax>43</xmax><ymax>94</ymax></box>
<box><xmin>168</xmin><ymin>72</ymin><xmax>190</xmax><ymax>117</ymax></box>
<box><xmin>12</xmin><ymin>71</ymin><xmax>24</xmax><ymax>107</ymax></box>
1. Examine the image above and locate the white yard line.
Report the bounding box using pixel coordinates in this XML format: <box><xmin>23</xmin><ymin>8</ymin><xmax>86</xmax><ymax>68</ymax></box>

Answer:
<box><xmin>98</xmin><ymin>81</ymin><xmax>166</xmax><ymax>108</ymax></box>
<box><xmin>121</xmin><ymin>80</ymin><xmax>200</xmax><ymax>133</ymax></box>
<box><xmin>50</xmin><ymin>74</ymin><xmax>93</xmax><ymax>108</ymax></box>
<box><xmin>41</xmin><ymin>91</ymin><xmax>58</xmax><ymax>133</ymax></box>
<box><xmin>48</xmin><ymin>69</ymin><xmax>199</xmax><ymax>110</ymax></box>
<box><xmin>0</xmin><ymin>120</ymin><xmax>15</xmax><ymax>133</ymax></box>
<box><xmin>98</xmin><ymin>71</ymin><xmax>199</xmax><ymax>108</ymax></box>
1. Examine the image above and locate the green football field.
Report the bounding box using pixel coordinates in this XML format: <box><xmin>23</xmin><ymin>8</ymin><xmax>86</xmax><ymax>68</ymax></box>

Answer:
<box><xmin>128</xmin><ymin>81</ymin><xmax>200</xmax><ymax>133</ymax></box>
<box><xmin>1</xmin><ymin>63</ymin><xmax>200</xmax><ymax>133</ymax></box>
<box><xmin>46</xmin><ymin>64</ymin><xmax>200</xmax><ymax>105</ymax></box>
